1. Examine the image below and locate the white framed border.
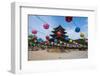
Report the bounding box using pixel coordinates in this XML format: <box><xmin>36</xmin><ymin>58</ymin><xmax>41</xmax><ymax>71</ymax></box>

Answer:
<box><xmin>11</xmin><ymin>2</ymin><xmax>97</xmax><ymax>74</ymax></box>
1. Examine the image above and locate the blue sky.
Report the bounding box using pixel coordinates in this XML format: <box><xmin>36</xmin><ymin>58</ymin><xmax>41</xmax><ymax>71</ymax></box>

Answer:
<box><xmin>28</xmin><ymin>15</ymin><xmax>88</xmax><ymax>40</ymax></box>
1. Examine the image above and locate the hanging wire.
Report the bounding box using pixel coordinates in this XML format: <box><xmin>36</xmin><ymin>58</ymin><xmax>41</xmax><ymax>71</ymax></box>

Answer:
<box><xmin>35</xmin><ymin>15</ymin><xmax>51</xmax><ymax>31</ymax></box>
<box><xmin>34</xmin><ymin>15</ymin><xmax>75</xmax><ymax>37</ymax></box>
<box><xmin>35</xmin><ymin>15</ymin><xmax>57</xmax><ymax>28</ymax></box>
<box><xmin>34</xmin><ymin>15</ymin><xmax>52</xmax><ymax>38</ymax></box>
<box><xmin>35</xmin><ymin>15</ymin><xmax>47</xmax><ymax>23</ymax></box>
<box><xmin>38</xmin><ymin>30</ymin><xmax>46</xmax><ymax>34</ymax></box>
<box><xmin>72</xmin><ymin>19</ymin><xmax>77</xmax><ymax>27</ymax></box>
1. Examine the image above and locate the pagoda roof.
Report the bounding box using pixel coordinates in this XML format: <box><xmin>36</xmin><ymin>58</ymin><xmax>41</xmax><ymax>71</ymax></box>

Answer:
<box><xmin>52</xmin><ymin>31</ymin><xmax>67</xmax><ymax>34</ymax></box>
<box><xmin>54</xmin><ymin>25</ymin><xmax>65</xmax><ymax>31</ymax></box>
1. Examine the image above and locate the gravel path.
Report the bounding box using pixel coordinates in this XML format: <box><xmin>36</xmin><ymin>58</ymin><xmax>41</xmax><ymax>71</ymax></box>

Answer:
<box><xmin>28</xmin><ymin>49</ymin><xmax>88</xmax><ymax>61</ymax></box>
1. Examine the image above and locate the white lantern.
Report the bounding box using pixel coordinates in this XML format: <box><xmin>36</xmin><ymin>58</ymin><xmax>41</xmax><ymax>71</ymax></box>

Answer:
<box><xmin>64</xmin><ymin>43</ymin><xmax>66</xmax><ymax>46</ymax></box>
<box><xmin>51</xmin><ymin>42</ymin><xmax>53</xmax><ymax>45</ymax></box>
<box><xmin>54</xmin><ymin>43</ymin><xmax>57</xmax><ymax>45</ymax></box>
<box><xmin>58</xmin><ymin>44</ymin><xmax>60</xmax><ymax>46</ymax></box>
<box><xmin>60</xmin><ymin>41</ymin><xmax>62</xmax><ymax>44</ymax></box>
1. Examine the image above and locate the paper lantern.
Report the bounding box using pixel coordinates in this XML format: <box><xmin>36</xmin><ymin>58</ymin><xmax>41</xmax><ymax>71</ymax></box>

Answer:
<box><xmin>65</xmin><ymin>37</ymin><xmax>69</xmax><ymax>41</ymax></box>
<box><xmin>69</xmin><ymin>39</ymin><xmax>73</xmax><ymax>43</ymax></box>
<box><xmin>85</xmin><ymin>39</ymin><xmax>88</xmax><ymax>42</ymax></box>
<box><xmin>54</xmin><ymin>39</ymin><xmax>57</xmax><ymax>43</ymax></box>
<box><xmin>64</xmin><ymin>43</ymin><xmax>66</xmax><ymax>45</ymax></box>
<box><xmin>34</xmin><ymin>40</ymin><xmax>37</xmax><ymax>42</ymax></box>
<box><xmin>31</xmin><ymin>43</ymin><xmax>35</xmax><ymax>46</ymax></box>
<box><xmin>37</xmin><ymin>38</ymin><xmax>43</xmax><ymax>42</ymax></box>
<box><xmin>33</xmin><ymin>35</ymin><xmax>37</xmax><ymax>40</ymax></box>
<box><xmin>80</xmin><ymin>32</ymin><xmax>84</xmax><ymax>38</ymax></box>
<box><xmin>75</xmin><ymin>27</ymin><xmax>80</xmax><ymax>33</ymax></box>
<box><xmin>32</xmin><ymin>29</ymin><xmax>37</xmax><ymax>34</ymax></box>
<box><xmin>54</xmin><ymin>43</ymin><xmax>57</xmax><ymax>45</ymax></box>
<box><xmin>65</xmin><ymin>16</ymin><xmax>73</xmax><ymax>22</ymax></box>
<box><xmin>51</xmin><ymin>42</ymin><xmax>54</xmax><ymax>45</ymax></box>
<box><xmin>56</xmin><ymin>31</ymin><xmax>62</xmax><ymax>37</ymax></box>
<box><xmin>58</xmin><ymin>44</ymin><xmax>60</xmax><ymax>46</ymax></box>
<box><xmin>43</xmin><ymin>23</ymin><xmax>49</xmax><ymax>29</ymax></box>
<box><xmin>60</xmin><ymin>41</ymin><xmax>62</xmax><ymax>44</ymax></box>
<box><xmin>45</xmin><ymin>41</ymin><xmax>49</xmax><ymax>44</ymax></box>
<box><xmin>46</xmin><ymin>36</ymin><xmax>50</xmax><ymax>40</ymax></box>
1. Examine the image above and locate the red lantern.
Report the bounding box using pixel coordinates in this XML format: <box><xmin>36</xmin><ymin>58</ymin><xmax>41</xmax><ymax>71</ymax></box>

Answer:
<box><xmin>34</xmin><ymin>35</ymin><xmax>37</xmax><ymax>39</ymax></box>
<box><xmin>32</xmin><ymin>29</ymin><xmax>37</xmax><ymax>34</ymax></box>
<box><xmin>85</xmin><ymin>39</ymin><xmax>88</xmax><ymax>43</ymax></box>
<box><xmin>65</xmin><ymin>16</ymin><xmax>73</xmax><ymax>22</ymax></box>
<box><xmin>56</xmin><ymin>31</ymin><xmax>62</xmax><ymax>37</ymax></box>
<box><xmin>32</xmin><ymin>35</ymin><xmax>37</xmax><ymax>41</ymax></box>
<box><xmin>45</xmin><ymin>41</ymin><xmax>49</xmax><ymax>45</ymax></box>
<box><xmin>46</xmin><ymin>36</ymin><xmax>50</xmax><ymax>40</ymax></box>
<box><xmin>43</xmin><ymin>23</ymin><xmax>49</xmax><ymax>29</ymax></box>
<box><xmin>40</xmin><ymin>42</ymin><xmax>43</xmax><ymax>45</ymax></box>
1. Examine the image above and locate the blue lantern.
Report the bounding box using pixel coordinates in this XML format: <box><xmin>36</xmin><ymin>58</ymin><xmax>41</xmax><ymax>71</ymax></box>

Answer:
<box><xmin>75</xmin><ymin>27</ymin><xmax>80</xmax><ymax>33</ymax></box>
<box><xmin>37</xmin><ymin>38</ymin><xmax>43</xmax><ymax>42</ymax></box>
<box><xmin>54</xmin><ymin>39</ymin><xmax>57</xmax><ymax>43</ymax></box>
<box><xmin>65</xmin><ymin>37</ymin><xmax>69</xmax><ymax>41</ymax></box>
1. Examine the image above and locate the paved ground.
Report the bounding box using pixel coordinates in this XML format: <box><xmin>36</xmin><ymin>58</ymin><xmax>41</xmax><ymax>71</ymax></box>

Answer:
<box><xmin>28</xmin><ymin>49</ymin><xmax>88</xmax><ymax>61</ymax></box>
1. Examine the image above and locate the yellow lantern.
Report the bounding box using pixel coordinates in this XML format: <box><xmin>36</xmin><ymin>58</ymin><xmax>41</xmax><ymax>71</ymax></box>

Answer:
<box><xmin>69</xmin><ymin>39</ymin><xmax>72</xmax><ymax>43</ymax></box>
<box><xmin>80</xmin><ymin>32</ymin><xmax>84</xmax><ymax>38</ymax></box>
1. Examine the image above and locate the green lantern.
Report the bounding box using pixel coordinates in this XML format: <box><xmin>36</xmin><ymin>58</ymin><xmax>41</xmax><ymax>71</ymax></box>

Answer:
<box><xmin>31</xmin><ymin>43</ymin><xmax>35</xmax><ymax>46</ymax></box>
<box><xmin>69</xmin><ymin>39</ymin><xmax>73</xmax><ymax>43</ymax></box>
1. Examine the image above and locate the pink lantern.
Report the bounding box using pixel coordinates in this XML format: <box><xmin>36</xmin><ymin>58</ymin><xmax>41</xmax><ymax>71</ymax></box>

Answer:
<box><xmin>43</xmin><ymin>23</ymin><xmax>49</xmax><ymax>29</ymax></box>
<box><xmin>32</xmin><ymin>29</ymin><xmax>37</xmax><ymax>34</ymax></box>
<box><xmin>45</xmin><ymin>41</ymin><xmax>49</xmax><ymax>45</ymax></box>
<box><xmin>46</xmin><ymin>36</ymin><xmax>50</xmax><ymax>40</ymax></box>
<box><xmin>40</xmin><ymin>42</ymin><xmax>43</xmax><ymax>45</ymax></box>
